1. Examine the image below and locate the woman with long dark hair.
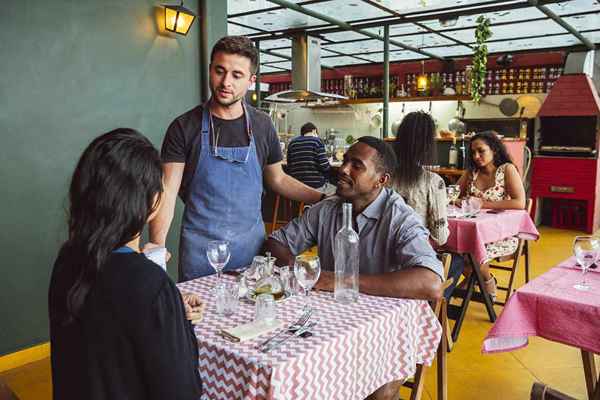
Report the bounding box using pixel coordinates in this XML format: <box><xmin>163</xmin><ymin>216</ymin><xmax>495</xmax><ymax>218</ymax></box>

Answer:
<box><xmin>456</xmin><ymin>130</ymin><xmax>526</xmax><ymax>299</ymax></box>
<box><xmin>392</xmin><ymin>111</ymin><xmax>449</xmax><ymax>246</ymax></box>
<box><xmin>49</xmin><ymin>128</ymin><xmax>202</xmax><ymax>399</ymax></box>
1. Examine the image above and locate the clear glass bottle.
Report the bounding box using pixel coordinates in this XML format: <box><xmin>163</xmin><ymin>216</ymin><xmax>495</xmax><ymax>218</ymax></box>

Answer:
<box><xmin>255</xmin><ymin>253</ymin><xmax>285</xmax><ymax>300</ymax></box>
<box><xmin>448</xmin><ymin>136</ymin><xmax>458</xmax><ymax>168</ymax></box>
<box><xmin>334</xmin><ymin>203</ymin><xmax>359</xmax><ymax>304</ymax></box>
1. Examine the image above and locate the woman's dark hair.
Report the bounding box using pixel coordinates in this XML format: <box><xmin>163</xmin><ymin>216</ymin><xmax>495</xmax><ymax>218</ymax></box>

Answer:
<box><xmin>393</xmin><ymin>111</ymin><xmax>436</xmax><ymax>186</ymax></box>
<box><xmin>61</xmin><ymin>128</ymin><xmax>163</xmax><ymax>322</ymax></box>
<box><xmin>467</xmin><ymin>130</ymin><xmax>513</xmax><ymax>171</ymax></box>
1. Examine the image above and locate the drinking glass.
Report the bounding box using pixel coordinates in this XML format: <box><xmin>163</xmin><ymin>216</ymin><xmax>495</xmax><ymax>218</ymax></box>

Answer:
<box><xmin>446</xmin><ymin>185</ymin><xmax>460</xmax><ymax>206</ymax></box>
<box><xmin>206</xmin><ymin>240</ymin><xmax>230</xmax><ymax>285</ymax></box>
<box><xmin>255</xmin><ymin>293</ymin><xmax>277</xmax><ymax>322</ymax></box>
<box><xmin>573</xmin><ymin>236</ymin><xmax>599</xmax><ymax>291</ymax></box>
<box><xmin>294</xmin><ymin>255</ymin><xmax>321</xmax><ymax>304</ymax></box>
<box><xmin>215</xmin><ymin>281</ymin><xmax>239</xmax><ymax>316</ymax></box>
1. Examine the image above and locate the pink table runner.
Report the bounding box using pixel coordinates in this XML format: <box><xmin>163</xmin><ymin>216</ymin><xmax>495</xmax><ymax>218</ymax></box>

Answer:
<box><xmin>445</xmin><ymin>209</ymin><xmax>539</xmax><ymax>265</ymax></box>
<box><xmin>483</xmin><ymin>257</ymin><xmax>600</xmax><ymax>354</ymax></box>
<box><xmin>178</xmin><ymin>275</ymin><xmax>442</xmax><ymax>400</ymax></box>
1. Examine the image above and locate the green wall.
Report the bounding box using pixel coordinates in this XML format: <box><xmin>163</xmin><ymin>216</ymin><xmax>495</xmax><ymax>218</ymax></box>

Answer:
<box><xmin>0</xmin><ymin>0</ymin><xmax>226</xmax><ymax>355</ymax></box>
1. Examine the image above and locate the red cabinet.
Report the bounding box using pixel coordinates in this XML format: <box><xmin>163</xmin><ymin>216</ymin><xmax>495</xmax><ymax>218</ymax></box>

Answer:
<box><xmin>531</xmin><ymin>156</ymin><xmax>599</xmax><ymax>233</ymax></box>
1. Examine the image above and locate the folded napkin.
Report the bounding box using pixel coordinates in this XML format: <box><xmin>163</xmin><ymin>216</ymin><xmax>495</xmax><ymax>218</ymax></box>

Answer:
<box><xmin>218</xmin><ymin>319</ymin><xmax>284</xmax><ymax>343</ymax></box>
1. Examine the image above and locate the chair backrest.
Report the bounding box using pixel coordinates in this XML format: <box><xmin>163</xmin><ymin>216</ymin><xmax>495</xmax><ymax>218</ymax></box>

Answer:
<box><xmin>530</xmin><ymin>383</ymin><xmax>576</xmax><ymax>400</ymax></box>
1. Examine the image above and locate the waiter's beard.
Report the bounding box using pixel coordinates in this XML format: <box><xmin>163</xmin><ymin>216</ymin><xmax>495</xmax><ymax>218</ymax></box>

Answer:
<box><xmin>212</xmin><ymin>92</ymin><xmax>244</xmax><ymax>107</ymax></box>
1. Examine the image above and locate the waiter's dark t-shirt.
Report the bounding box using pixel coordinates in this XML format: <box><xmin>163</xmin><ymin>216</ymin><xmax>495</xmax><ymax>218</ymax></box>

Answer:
<box><xmin>161</xmin><ymin>104</ymin><xmax>283</xmax><ymax>201</ymax></box>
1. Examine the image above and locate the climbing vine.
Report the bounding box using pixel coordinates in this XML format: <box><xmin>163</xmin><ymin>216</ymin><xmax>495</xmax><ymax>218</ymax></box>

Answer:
<box><xmin>471</xmin><ymin>15</ymin><xmax>492</xmax><ymax>105</ymax></box>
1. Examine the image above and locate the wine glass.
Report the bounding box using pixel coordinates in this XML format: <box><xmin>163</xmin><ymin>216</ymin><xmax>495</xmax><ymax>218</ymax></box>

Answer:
<box><xmin>446</xmin><ymin>185</ymin><xmax>460</xmax><ymax>216</ymax></box>
<box><xmin>206</xmin><ymin>240</ymin><xmax>230</xmax><ymax>285</ymax></box>
<box><xmin>294</xmin><ymin>255</ymin><xmax>321</xmax><ymax>305</ymax></box>
<box><xmin>573</xmin><ymin>236</ymin><xmax>599</xmax><ymax>291</ymax></box>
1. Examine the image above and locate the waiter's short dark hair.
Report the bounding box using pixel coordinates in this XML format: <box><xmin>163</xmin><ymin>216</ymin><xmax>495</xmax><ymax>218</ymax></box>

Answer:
<box><xmin>300</xmin><ymin>122</ymin><xmax>317</xmax><ymax>136</ymax></box>
<box><xmin>357</xmin><ymin>136</ymin><xmax>397</xmax><ymax>178</ymax></box>
<box><xmin>211</xmin><ymin>36</ymin><xmax>258</xmax><ymax>74</ymax></box>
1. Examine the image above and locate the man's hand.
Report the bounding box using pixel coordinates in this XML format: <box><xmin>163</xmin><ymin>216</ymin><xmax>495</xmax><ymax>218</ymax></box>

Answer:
<box><xmin>314</xmin><ymin>270</ymin><xmax>334</xmax><ymax>292</ymax></box>
<box><xmin>180</xmin><ymin>292</ymin><xmax>205</xmax><ymax>324</ymax></box>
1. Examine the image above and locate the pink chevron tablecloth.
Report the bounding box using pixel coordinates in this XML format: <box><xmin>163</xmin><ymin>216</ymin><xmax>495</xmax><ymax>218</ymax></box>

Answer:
<box><xmin>445</xmin><ymin>209</ymin><xmax>539</xmax><ymax>265</ymax></box>
<box><xmin>178</xmin><ymin>275</ymin><xmax>442</xmax><ymax>400</ymax></box>
<box><xmin>483</xmin><ymin>256</ymin><xmax>600</xmax><ymax>354</ymax></box>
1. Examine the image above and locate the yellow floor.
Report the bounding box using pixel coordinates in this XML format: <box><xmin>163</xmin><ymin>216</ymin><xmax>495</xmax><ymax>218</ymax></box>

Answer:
<box><xmin>1</xmin><ymin>226</ymin><xmax>597</xmax><ymax>399</ymax></box>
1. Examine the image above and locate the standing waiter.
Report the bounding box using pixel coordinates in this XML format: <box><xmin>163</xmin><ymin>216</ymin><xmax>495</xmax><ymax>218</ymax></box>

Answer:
<box><xmin>149</xmin><ymin>36</ymin><xmax>322</xmax><ymax>281</ymax></box>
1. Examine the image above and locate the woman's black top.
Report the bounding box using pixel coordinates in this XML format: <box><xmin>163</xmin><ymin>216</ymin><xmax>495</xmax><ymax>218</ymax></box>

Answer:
<box><xmin>48</xmin><ymin>251</ymin><xmax>202</xmax><ymax>400</ymax></box>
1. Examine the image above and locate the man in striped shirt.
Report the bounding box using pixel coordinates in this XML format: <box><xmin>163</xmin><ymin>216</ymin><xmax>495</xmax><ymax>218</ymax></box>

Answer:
<box><xmin>286</xmin><ymin>122</ymin><xmax>334</xmax><ymax>194</ymax></box>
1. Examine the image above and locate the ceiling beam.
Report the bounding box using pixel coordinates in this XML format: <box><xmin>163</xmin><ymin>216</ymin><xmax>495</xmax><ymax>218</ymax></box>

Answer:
<box><xmin>528</xmin><ymin>0</ymin><xmax>596</xmax><ymax>50</ymax></box>
<box><xmin>264</xmin><ymin>0</ymin><xmax>445</xmax><ymax>60</ymax></box>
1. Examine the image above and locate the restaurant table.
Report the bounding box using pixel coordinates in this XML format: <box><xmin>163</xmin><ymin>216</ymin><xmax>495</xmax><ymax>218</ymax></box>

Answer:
<box><xmin>178</xmin><ymin>275</ymin><xmax>442</xmax><ymax>400</ymax></box>
<box><xmin>482</xmin><ymin>257</ymin><xmax>600</xmax><ymax>399</ymax></box>
<box><xmin>443</xmin><ymin>208</ymin><xmax>539</xmax><ymax>337</ymax></box>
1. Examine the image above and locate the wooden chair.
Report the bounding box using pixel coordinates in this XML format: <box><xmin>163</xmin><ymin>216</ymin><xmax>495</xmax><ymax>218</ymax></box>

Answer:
<box><xmin>488</xmin><ymin>198</ymin><xmax>533</xmax><ymax>306</ymax></box>
<box><xmin>269</xmin><ymin>194</ymin><xmax>304</xmax><ymax>234</ymax></box>
<box><xmin>403</xmin><ymin>253</ymin><xmax>453</xmax><ymax>400</ymax></box>
<box><xmin>0</xmin><ymin>379</ymin><xmax>19</xmax><ymax>400</ymax></box>
<box><xmin>530</xmin><ymin>383</ymin><xmax>577</xmax><ymax>400</ymax></box>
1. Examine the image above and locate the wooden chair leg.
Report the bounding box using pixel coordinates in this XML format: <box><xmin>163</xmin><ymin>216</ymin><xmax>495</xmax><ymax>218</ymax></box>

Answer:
<box><xmin>524</xmin><ymin>241</ymin><xmax>530</xmax><ymax>283</ymax></box>
<box><xmin>437</xmin><ymin>298</ymin><xmax>448</xmax><ymax>400</ymax></box>
<box><xmin>0</xmin><ymin>379</ymin><xmax>19</xmax><ymax>400</ymax></box>
<box><xmin>409</xmin><ymin>364</ymin><xmax>427</xmax><ymax>400</ymax></box>
<box><xmin>582</xmin><ymin>350</ymin><xmax>598</xmax><ymax>400</ymax></box>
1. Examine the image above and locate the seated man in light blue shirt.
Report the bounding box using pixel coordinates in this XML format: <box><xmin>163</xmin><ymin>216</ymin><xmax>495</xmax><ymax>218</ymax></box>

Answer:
<box><xmin>265</xmin><ymin>136</ymin><xmax>443</xmax><ymax>302</ymax></box>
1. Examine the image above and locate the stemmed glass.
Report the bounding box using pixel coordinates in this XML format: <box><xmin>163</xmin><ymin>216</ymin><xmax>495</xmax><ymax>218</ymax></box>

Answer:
<box><xmin>294</xmin><ymin>255</ymin><xmax>321</xmax><ymax>305</ymax></box>
<box><xmin>206</xmin><ymin>240</ymin><xmax>230</xmax><ymax>286</ymax></box>
<box><xmin>446</xmin><ymin>185</ymin><xmax>460</xmax><ymax>216</ymax></box>
<box><xmin>573</xmin><ymin>236</ymin><xmax>599</xmax><ymax>291</ymax></box>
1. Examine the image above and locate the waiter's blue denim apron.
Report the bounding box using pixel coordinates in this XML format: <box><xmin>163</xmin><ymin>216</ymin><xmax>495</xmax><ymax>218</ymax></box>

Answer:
<box><xmin>179</xmin><ymin>103</ymin><xmax>265</xmax><ymax>281</ymax></box>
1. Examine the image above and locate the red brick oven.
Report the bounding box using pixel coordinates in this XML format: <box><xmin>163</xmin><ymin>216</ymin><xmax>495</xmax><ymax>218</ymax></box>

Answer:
<box><xmin>531</xmin><ymin>73</ymin><xmax>600</xmax><ymax>233</ymax></box>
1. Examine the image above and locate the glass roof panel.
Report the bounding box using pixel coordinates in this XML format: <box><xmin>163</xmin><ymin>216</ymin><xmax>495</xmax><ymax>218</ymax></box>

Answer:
<box><xmin>230</xmin><ymin>8</ymin><xmax>329</xmax><ymax>31</ymax></box>
<box><xmin>322</xmin><ymin>39</ymin><xmax>388</xmax><ymax>54</ymax></box>
<box><xmin>260</xmin><ymin>65</ymin><xmax>288</xmax><ymax>74</ymax></box>
<box><xmin>321</xmin><ymin>31</ymin><xmax>377</xmax><ymax>42</ymax></box>
<box><xmin>581</xmin><ymin>30</ymin><xmax>600</xmax><ymax>43</ymax></box>
<box><xmin>421</xmin><ymin>45</ymin><xmax>472</xmax><ymax>57</ymax></box>
<box><xmin>442</xmin><ymin>19</ymin><xmax>567</xmax><ymax>43</ymax></box>
<box><xmin>260</xmin><ymin>53</ymin><xmax>287</xmax><ymax>63</ymax></box>
<box><xmin>421</xmin><ymin>7</ymin><xmax>545</xmax><ymax>31</ymax></box>
<box><xmin>373</xmin><ymin>0</ymin><xmax>503</xmax><ymax>15</ymax></box>
<box><xmin>563</xmin><ymin>13</ymin><xmax>600</xmax><ymax>32</ymax></box>
<box><xmin>389</xmin><ymin>50</ymin><xmax>428</xmax><ymax>61</ymax></box>
<box><xmin>228</xmin><ymin>0</ymin><xmax>306</xmax><ymax>15</ymax></box>
<box><xmin>264</xmin><ymin>61</ymin><xmax>292</xmax><ymax>70</ymax></box>
<box><xmin>546</xmin><ymin>0</ymin><xmax>600</xmax><ymax>15</ymax></box>
<box><xmin>228</xmin><ymin>23</ymin><xmax>262</xmax><ymax>36</ymax></box>
<box><xmin>393</xmin><ymin>32</ymin><xmax>458</xmax><ymax>47</ymax></box>
<box><xmin>258</xmin><ymin>38</ymin><xmax>291</xmax><ymax>50</ymax></box>
<box><xmin>302</xmin><ymin>0</ymin><xmax>393</xmax><ymax>21</ymax></box>
<box><xmin>320</xmin><ymin>56</ymin><xmax>371</xmax><ymax>66</ymax></box>
<box><xmin>486</xmin><ymin>34</ymin><xmax>581</xmax><ymax>53</ymax></box>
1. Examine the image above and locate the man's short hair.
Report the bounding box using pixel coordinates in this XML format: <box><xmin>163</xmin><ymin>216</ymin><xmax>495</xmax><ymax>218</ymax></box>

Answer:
<box><xmin>211</xmin><ymin>36</ymin><xmax>258</xmax><ymax>74</ymax></box>
<box><xmin>357</xmin><ymin>136</ymin><xmax>397</xmax><ymax>177</ymax></box>
<box><xmin>300</xmin><ymin>122</ymin><xmax>317</xmax><ymax>136</ymax></box>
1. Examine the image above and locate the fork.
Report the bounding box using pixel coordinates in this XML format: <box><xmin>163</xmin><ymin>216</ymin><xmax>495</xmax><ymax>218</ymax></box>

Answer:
<box><xmin>261</xmin><ymin>321</ymin><xmax>317</xmax><ymax>352</ymax></box>
<box><xmin>256</xmin><ymin>306</ymin><xmax>312</xmax><ymax>349</ymax></box>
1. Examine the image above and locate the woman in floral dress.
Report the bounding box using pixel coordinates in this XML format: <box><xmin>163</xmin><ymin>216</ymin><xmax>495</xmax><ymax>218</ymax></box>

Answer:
<box><xmin>456</xmin><ymin>131</ymin><xmax>526</xmax><ymax>300</ymax></box>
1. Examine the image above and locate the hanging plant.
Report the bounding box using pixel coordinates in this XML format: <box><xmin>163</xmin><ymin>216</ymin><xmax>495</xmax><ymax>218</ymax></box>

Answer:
<box><xmin>471</xmin><ymin>15</ymin><xmax>492</xmax><ymax>105</ymax></box>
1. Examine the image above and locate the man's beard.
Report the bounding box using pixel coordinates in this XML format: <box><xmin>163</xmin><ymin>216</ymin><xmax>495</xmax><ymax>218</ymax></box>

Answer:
<box><xmin>212</xmin><ymin>90</ymin><xmax>244</xmax><ymax>107</ymax></box>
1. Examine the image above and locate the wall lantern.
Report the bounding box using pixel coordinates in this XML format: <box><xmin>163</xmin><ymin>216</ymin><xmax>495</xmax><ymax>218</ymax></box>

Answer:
<box><xmin>164</xmin><ymin>2</ymin><xmax>197</xmax><ymax>35</ymax></box>
<box><xmin>416</xmin><ymin>61</ymin><xmax>429</xmax><ymax>93</ymax></box>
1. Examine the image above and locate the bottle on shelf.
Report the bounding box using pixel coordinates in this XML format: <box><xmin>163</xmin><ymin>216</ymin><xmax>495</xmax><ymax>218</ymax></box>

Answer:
<box><xmin>334</xmin><ymin>203</ymin><xmax>359</xmax><ymax>304</ymax></box>
<box><xmin>458</xmin><ymin>134</ymin><xmax>467</xmax><ymax>169</ymax></box>
<box><xmin>448</xmin><ymin>136</ymin><xmax>458</xmax><ymax>168</ymax></box>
